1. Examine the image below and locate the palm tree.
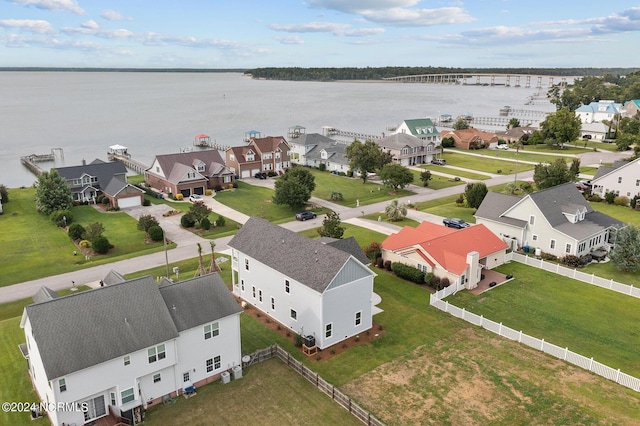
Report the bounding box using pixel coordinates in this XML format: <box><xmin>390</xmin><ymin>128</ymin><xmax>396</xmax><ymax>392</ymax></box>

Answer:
<box><xmin>208</xmin><ymin>241</ymin><xmax>220</xmax><ymax>273</ymax></box>
<box><xmin>196</xmin><ymin>243</ymin><xmax>206</xmax><ymax>276</ymax></box>
<box><xmin>385</xmin><ymin>199</ymin><xmax>408</xmax><ymax>222</ymax></box>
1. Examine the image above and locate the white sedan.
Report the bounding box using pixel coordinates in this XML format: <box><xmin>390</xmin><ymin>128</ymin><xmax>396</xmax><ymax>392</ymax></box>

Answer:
<box><xmin>188</xmin><ymin>194</ymin><xmax>204</xmax><ymax>203</ymax></box>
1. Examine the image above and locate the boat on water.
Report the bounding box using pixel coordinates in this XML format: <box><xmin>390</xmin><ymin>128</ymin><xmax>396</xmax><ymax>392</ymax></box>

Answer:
<box><xmin>499</xmin><ymin>105</ymin><xmax>512</xmax><ymax>116</ymax></box>
<box><xmin>439</xmin><ymin>113</ymin><xmax>453</xmax><ymax>123</ymax></box>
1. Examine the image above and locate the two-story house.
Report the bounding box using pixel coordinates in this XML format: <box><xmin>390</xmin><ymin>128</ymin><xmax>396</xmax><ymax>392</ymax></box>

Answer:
<box><xmin>381</xmin><ymin>221</ymin><xmax>508</xmax><ymax>291</ymax></box>
<box><xmin>226</xmin><ymin>136</ymin><xmax>291</xmax><ymax>178</ymax></box>
<box><xmin>590</xmin><ymin>158</ymin><xmax>640</xmax><ymax>204</ymax></box>
<box><xmin>228</xmin><ymin>217</ymin><xmax>376</xmax><ymax>349</ymax></box>
<box><xmin>375</xmin><ymin>132</ymin><xmax>440</xmax><ymax>166</ymax></box>
<box><xmin>20</xmin><ymin>274</ymin><xmax>241</xmax><ymax>426</ymax></box>
<box><xmin>56</xmin><ymin>159</ymin><xmax>144</xmax><ymax>209</ymax></box>
<box><xmin>575</xmin><ymin>100</ymin><xmax>622</xmax><ymax>124</ymax></box>
<box><xmin>392</xmin><ymin>118</ymin><xmax>441</xmax><ymax>145</ymax></box>
<box><xmin>145</xmin><ymin>150</ymin><xmax>234</xmax><ymax>198</ymax></box>
<box><xmin>474</xmin><ymin>183</ymin><xmax>624</xmax><ymax>258</ymax></box>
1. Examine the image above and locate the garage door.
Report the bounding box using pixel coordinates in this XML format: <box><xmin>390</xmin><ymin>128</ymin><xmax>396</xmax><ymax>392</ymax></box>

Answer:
<box><xmin>194</xmin><ymin>187</ymin><xmax>204</xmax><ymax>195</ymax></box>
<box><xmin>241</xmin><ymin>170</ymin><xmax>250</xmax><ymax>178</ymax></box>
<box><xmin>118</xmin><ymin>196</ymin><xmax>141</xmax><ymax>209</ymax></box>
<box><xmin>251</xmin><ymin>168</ymin><xmax>261</xmax><ymax>176</ymax></box>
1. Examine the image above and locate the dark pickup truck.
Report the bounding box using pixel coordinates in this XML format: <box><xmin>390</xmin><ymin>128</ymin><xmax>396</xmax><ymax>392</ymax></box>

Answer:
<box><xmin>443</xmin><ymin>218</ymin><xmax>470</xmax><ymax>229</ymax></box>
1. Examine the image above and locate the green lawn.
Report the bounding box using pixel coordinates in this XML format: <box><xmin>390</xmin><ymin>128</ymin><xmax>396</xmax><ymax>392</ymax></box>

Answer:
<box><xmin>579</xmin><ymin>166</ymin><xmax>598</xmax><ymax>176</ymax></box>
<box><xmin>446</xmin><ymin>262</ymin><xmax>640</xmax><ymax>378</ymax></box>
<box><xmin>410</xmin><ymin>170</ymin><xmax>466</xmax><ymax>189</ymax></box>
<box><xmin>465</xmin><ymin>148</ymin><xmax>577</xmax><ymax>164</ymax></box>
<box><xmin>582</xmin><ymin>140</ymin><xmax>620</xmax><ymax>152</ymax></box>
<box><xmin>589</xmin><ymin>200</ymin><xmax>640</xmax><ymax>225</ymax></box>
<box><xmin>443</xmin><ymin>151</ymin><xmax>537</xmax><ymax>174</ymax></box>
<box><xmin>213</xmin><ymin>181</ymin><xmax>325</xmax><ymax>223</ymax></box>
<box><xmin>309</xmin><ymin>169</ymin><xmax>415</xmax><ymax>207</ymax></box>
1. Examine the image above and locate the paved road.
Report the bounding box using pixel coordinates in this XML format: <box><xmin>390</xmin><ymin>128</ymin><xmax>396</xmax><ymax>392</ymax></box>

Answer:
<box><xmin>0</xmin><ymin>148</ymin><xmax>631</xmax><ymax>304</ymax></box>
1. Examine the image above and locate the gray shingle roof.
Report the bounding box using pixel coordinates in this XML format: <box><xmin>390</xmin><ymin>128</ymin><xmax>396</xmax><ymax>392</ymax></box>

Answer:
<box><xmin>150</xmin><ymin>151</ymin><xmax>230</xmax><ymax>183</ymax></box>
<box><xmin>377</xmin><ymin>132</ymin><xmax>427</xmax><ymax>149</ymax></box>
<box><xmin>56</xmin><ymin>160</ymin><xmax>128</xmax><ymax>193</ymax></box>
<box><xmin>474</xmin><ymin>191</ymin><xmax>527</xmax><ymax>228</ymax></box>
<box><xmin>159</xmin><ymin>274</ymin><xmax>241</xmax><ymax>332</ymax></box>
<box><xmin>32</xmin><ymin>287</ymin><xmax>58</xmax><ymax>304</ymax></box>
<box><xmin>291</xmin><ymin>133</ymin><xmax>334</xmax><ymax>147</ymax></box>
<box><xmin>592</xmin><ymin>160</ymin><xmax>628</xmax><ymax>180</ymax></box>
<box><xmin>228</xmin><ymin>217</ymin><xmax>355</xmax><ymax>293</ymax></box>
<box><xmin>103</xmin><ymin>269</ymin><xmax>126</xmax><ymax>286</ymax></box>
<box><xmin>26</xmin><ymin>276</ymin><xmax>179</xmax><ymax>380</ymax></box>
<box><xmin>325</xmin><ymin>237</ymin><xmax>370</xmax><ymax>265</ymax></box>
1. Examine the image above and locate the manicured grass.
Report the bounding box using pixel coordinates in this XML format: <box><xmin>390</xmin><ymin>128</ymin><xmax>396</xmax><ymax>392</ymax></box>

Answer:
<box><xmin>583</xmin><ymin>140</ymin><xmax>620</xmax><ymax>152</ymax></box>
<box><xmin>187</xmin><ymin>213</ymin><xmax>241</xmax><ymax>239</ymax></box>
<box><xmin>296</xmin><ymin>223</ymin><xmax>387</xmax><ymax>247</ymax></box>
<box><xmin>0</xmin><ymin>188</ymin><xmax>173</xmax><ymax>288</ymax></box>
<box><xmin>468</xmin><ymin>148</ymin><xmax>577</xmax><ymax>164</ymax></box>
<box><xmin>579</xmin><ymin>166</ymin><xmax>598</xmax><ymax>176</ymax></box>
<box><xmin>410</xmin><ymin>170</ymin><xmax>466</xmax><ymax>189</ymax></box>
<box><xmin>144</xmin><ymin>359</ymin><xmax>361</xmax><ymax>426</ymax></box>
<box><xmin>213</xmin><ymin>181</ymin><xmax>325</xmax><ymax>223</ymax></box>
<box><xmin>446</xmin><ymin>262</ymin><xmax>640</xmax><ymax>377</ymax></box>
<box><xmin>589</xmin><ymin>201</ymin><xmax>640</xmax><ymax>225</ymax></box>
<box><xmin>361</xmin><ymin>213</ymin><xmax>420</xmax><ymax>228</ymax></box>
<box><xmin>443</xmin><ymin>152</ymin><xmax>537</xmax><ymax>174</ymax></box>
<box><xmin>309</xmin><ymin>169</ymin><xmax>415</xmax><ymax>207</ymax></box>
<box><xmin>419</xmin><ymin>164</ymin><xmax>491</xmax><ymax>180</ymax></box>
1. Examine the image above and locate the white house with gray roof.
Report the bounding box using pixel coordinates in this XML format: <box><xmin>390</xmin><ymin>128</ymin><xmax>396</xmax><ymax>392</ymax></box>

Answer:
<box><xmin>375</xmin><ymin>132</ymin><xmax>440</xmax><ymax>166</ymax></box>
<box><xmin>228</xmin><ymin>217</ymin><xmax>376</xmax><ymax>350</ymax></box>
<box><xmin>590</xmin><ymin>158</ymin><xmax>640</xmax><ymax>203</ymax></box>
<box><xmin>20</xmin><ymin>274</ymin><xmax>241</xmax><ymax>426</ymax></box>
<box><xmin>475</xmin><ymin>183</ymin><xmax>623</xmax><ymax>258</ymax></box>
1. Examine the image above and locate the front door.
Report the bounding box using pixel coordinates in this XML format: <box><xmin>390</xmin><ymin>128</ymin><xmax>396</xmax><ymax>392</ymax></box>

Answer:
<box><xmin>83</xmin><ymin>395</ymin><xmax>106</xmax><ymax>421</ymax></box>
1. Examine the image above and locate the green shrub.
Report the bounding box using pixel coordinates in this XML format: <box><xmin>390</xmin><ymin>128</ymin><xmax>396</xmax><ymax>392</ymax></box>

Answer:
<box><xmin>318</xmin><ymin>163</ymin><xmax>327</xmax><ymax>171</ymax></box>
<box><xmin>363</xmin><ymin>241</ymin><xmax>382</xmax><ymax>262</ymax></box>
<box><xmin>205</xmin><ymin>189</ymin><xmax>213</xmax><ymax>196</ymax></box>
<box><xmin>604</xmin><ymin>191</ymin><xmax>616</xmax><ymax>204</ymax></box>
<box><xmin>50</xmin><ymin>209</ymin><xmax>73</xmax><ymax>227</ymax></box>
<box><xmin>142</xmin><ymin>198</ymin><xmax>151</xmax><ymax>206</ymax></box>
<box><xmin>376</xmin><ymin>257</ymin><xmax>384</xmax><ymax>268</ymax></box>
<box><xmin>147</xmin><ymin>225</ymin><xmax>164</xmax><ymax>242</ymax></box>
<box><xmin>561</xmin><ymin>254</ymin><xmax>582</xmax><ymax>268</ymax></box>
<box><xmin>216</xmin><ymin>215</ymin><xmax>226</xmax><ymax>227</ymax></box>
<box><xmin>200</xmin><ymin>217</ymin><xmax>211</xmax><ymax>230</ymax></box>
<box><xmin>96</xmin><ymin>195</ymin><xmax>105</xmax><ymax>203</ymax></box>
<box><xmin>425</xmin><ymin>272</ymin><xmax>435</xmax><ymax>287</ymax></box>
<box><xmin>391</xmin><ymin>262</ymin><xmax>425</xmax><ymax>284</ymax></box>
<box><xmin>267</xmin><ymin>170</ymin><xmax>277</xmax><ymax>177</ymax></box>
<box><xmin>102</xmin><ymin>197</ymin><xmax>110</xmax><ymax>205</ymax></box>
<box><xmin>614</xmin><ymin>196</ymin><xmax>629</xmax><ymax>206</ymax></box>
<box><xmin>588</xmin><ymin>193</ymin><xmax>602</xmax><ymax>202</ymax></box>
<box><xmin>181</xmin><ymin>214</ymin><xmax>196</xmax><ymax>228</ymax></box>
<box><xmin>214</xmin><ymin>184</ymin><xmax>223</xmax><ymax>192</ymax></box>
<box><xmin>137</xmin><ymin>214</ymin><xmax>159</xmax><ymax>232</ymax></box>
<box><xmin>91</xmin><ymin>236</ymin><xmax>111</xmax><ymax>254</ymax></box>
<box><xmin>79</xmin><ymin>239</ymin><xmax>91</xmax><ymax>248</ymax></box>
<box><xmin>294</xmin><ymin>333</ymin><xmax>303</xmax><ymax>347</ymax></box>
<box><xmin>330</xmin><ymin>191</ymin><xmax>343</xmax><ymax>201</ymax></box>
<box><xmin>68</xmin><ymin>223</ymin><xmax>85</xmax><ymax>240</ymax></box>
<box><xmin>384</xmin><ymin>260</ymin><xmax>392</xmax><ymax>271</ymax></box>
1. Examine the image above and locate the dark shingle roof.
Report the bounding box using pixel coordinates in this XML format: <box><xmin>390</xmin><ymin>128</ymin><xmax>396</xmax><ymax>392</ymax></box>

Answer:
<box><xmin>592</xmin><ymin>160</ymin><xmax>628</xmax><ymax>180</ymax></box>
<box><xmin>291</xmin><ymin>133</ymin><xmax>334</xmax><ymax>147</ymax></box>
<box><xmin>325</xmin><ymin>237</ymin><xmax>370</xmax><ymax>265</ymax></box>
<box><xmin>56</xmin><ymin>160</ymin><xmax>127</xmax><ymax>192</ymax></box>
<box><xmin>103</xmin><ymin>270</ymin><xmax>126</xmax><ymax>286</ymax></box>
<box><xmin>228</xmin><ymin>217</ymin><xmax>354</xmax><ymax>293</ymax></box>
<box><xmin>151</xmin><ymin>151</ymin><xmax>229</xmax><ymax>183</ymax></box>
<box><xmin>159</xmin><ymin>274</ymin><xmax>241</xmax><ymax>332</ymax></box>
<box><xmin>32</xmin><ymin>287</ymin><xmax>58</xmax><ymax>304</ymax></box>
<box><xmin>474</xmin><ymin>192</ymin><xmax>527</xmax><ymax>228</ymax></box>
<box><xmin>26</xmin><ymin>277</ymin><xmax>179</xmax><ymax>380</ymax></box>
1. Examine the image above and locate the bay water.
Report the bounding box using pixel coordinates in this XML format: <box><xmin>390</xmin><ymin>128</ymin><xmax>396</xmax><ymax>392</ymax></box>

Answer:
<box><xmin>0</xmin><ymin>72</ymin><xmax>554</xmax><ymax>188</ymax></box>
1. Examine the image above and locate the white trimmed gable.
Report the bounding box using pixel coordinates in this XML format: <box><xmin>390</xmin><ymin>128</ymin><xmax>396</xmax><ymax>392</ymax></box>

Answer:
<box><xmin>326</xmin><ymin>257</ymin><xmax>373</xmax><ymax>291</ymax></box>
<box><xmin>149</xmin><ymin>159</ymin><xmax>166</xmax><ymax>178</ymax></box>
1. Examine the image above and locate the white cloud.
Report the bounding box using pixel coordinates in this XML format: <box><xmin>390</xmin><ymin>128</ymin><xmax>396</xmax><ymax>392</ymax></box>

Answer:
<box><xmin>310</xmin><ymin>0</ymin><xmax>419</xmax><ymax>13</ymax></box>
<box><xmin>11</xmin><ymin>0</ymin><xmax>84</xmax><ymax>15</ymax></box>
<box><xmin>101</xmin><ymin>9</ymin><xmax>132</xmax><ymax>21</ymax></box>
<box><xmin>0</xmin><ymin>19</ymin><xmax>54</xmax><ymax>34</ymax></box>
<box><xmin>81</xmin><ymin>20</ymin><xmax>98</xmax><ymax>30</ymax></box>
<box><xmin>275</xmin><ymin>35</ymin><xmax>305</xmax><ymax>45</ymax></box>
<box><xmin>270</xmin><ymin>21</ymin><xmax>350</xmax><ymax>33</ymax></box>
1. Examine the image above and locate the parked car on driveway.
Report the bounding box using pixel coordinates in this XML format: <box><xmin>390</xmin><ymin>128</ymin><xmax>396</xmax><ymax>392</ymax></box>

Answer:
<box><xmin>496</xmin><ymin>144</ymin><xmax>509</xmax><ymax>150</ymax></box>
<box><xmin>254</xmin><ymin>172</ymin><xmax>267</xmax><ymax>179</ymax></box>
<box><xmin>431</xmin><ymin>158</ymin><xmax>446</xmax><ymax>165</ymax></box>
<box><xmin>295</xmin><ymin>211</ymin><xmax>317</xmax><ymax>221</ymax></box>
<box><xmin>443</xmin><ymin>218</ymin><xmax>470</xmax><ymax>229</ymax></box>
<box><xmin>189</xmin><ymin>194</ymin><xmax>204</xmax><ymax>204</ymax></box>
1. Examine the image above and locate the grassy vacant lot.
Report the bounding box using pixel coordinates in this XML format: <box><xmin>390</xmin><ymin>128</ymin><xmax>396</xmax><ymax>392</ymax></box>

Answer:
<box><xmin>419</xmin><ymin>164</ymin><xmax>491</xmax><ymax>180</ymax></box>
<box><xmin>308</xmin><ymin>169</ymin><xmax>414</xmax><ymax>207</ymax></box>
<box><xmin>408</xmin><ymin>169</ymin><xmax>467</xmax><ymax>189</ymax></box>
<box><xmin>443</xmin><ymin>151</ymin><xmax>537</xmax><ymax>174</ymax></box>
<box><xmin>144</xmin><ymin>359</ymin><xmax>361</xmax><ymax>426</ymax></box>
<box><xmin>0</xmin><ymin>189</ymin><xmax>170</xmax><ymax>287</ymax></box>
<box><xmin>447</xmin><ymin>262</ymin><xmax>640</xmax><ymax>378</ymax></box>
<box><xmin>467</xmin><ymin>148</ymin><xmax>577</xmax><ymax>165</ymax></box>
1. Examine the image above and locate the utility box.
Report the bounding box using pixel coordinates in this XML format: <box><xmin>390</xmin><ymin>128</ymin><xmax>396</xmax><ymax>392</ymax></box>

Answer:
<box><xmin>221</xmin><ymin>371</ymin><xmax>230</xmax><ymax>384</ymax></box>
<box><xmin>232</xmin><ymin>366</ymin><xmax>243</xmax><ymax>380</ymax></box>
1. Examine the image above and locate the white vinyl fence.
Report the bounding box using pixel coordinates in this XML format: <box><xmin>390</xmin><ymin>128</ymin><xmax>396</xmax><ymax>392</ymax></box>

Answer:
<box><xmin>507</xmin><ymin>252</ymin><xmax>640</xmax><ymax>299</ymax></box>
<box><xmin>429</xmin><ymin>270</ymin><xmax>640</xmax><ymax>393</ymax></box>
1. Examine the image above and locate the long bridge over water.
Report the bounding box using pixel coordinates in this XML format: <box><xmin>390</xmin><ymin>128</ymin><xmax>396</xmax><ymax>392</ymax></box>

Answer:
<box><xmin>383</xmin><ymin>73</ymin><xmax>580</xmax><ymax>88</ymax></box>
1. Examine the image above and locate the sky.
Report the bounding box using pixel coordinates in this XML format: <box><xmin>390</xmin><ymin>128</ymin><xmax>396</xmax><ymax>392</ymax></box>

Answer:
<box><xmin>1</xmin><ymin>0</ymin><xmax>639</xmax><ymax>69</ymax></box>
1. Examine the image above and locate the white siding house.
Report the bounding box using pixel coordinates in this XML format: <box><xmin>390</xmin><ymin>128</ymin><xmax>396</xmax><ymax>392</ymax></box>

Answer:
<box><xmin>20</xmin><ymin>274</ymin><xmax>241</xmax><ymax>426</ymax></box>
<box><xmin>228</xmin><ymin>217</ymin><xmax>375</xmax><ymax>349</ymax></box>
<box><xmin>475</xmin><ymin>183</ymin><xmax>624</xmax><ymax>258</ymax></box>
<box><xmin>590</xmin><ymin>158</ymin><xmax>640</xmax><ymax>203</ymax></box>
<box><xmin>575</xmin><ymin>100</ymin><xmax>622</xmax><ymax>124</ymax></box>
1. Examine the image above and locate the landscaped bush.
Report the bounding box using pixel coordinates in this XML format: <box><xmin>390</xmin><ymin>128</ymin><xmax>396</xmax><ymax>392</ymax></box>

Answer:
<box><xmin>391</xmin><ymin>262</ymin><xmax>425</xmax><ymax>284</ymax></box>
<box><xmin>267</xmin><ymin>170</ymin><xmax>277</xmax><ymax>177</ymax></box>
<box><xmin>424</xmin><ymin>272</ymin><xmax>435</xmax><ymax>287</ymax></box>
<box><xmin>441</xmin><ymin>137</ymin><xmax>455</xmax><ymax>148</ymax></box>
<box><xmin>376</xmin><ymin>257</ymin><xmax>384</xmax><ymax>268</ymax></box>
<box><xmin>561</xmin><ymin>254</ymin><xmax>582</xmax><ymax>268</ymax></box>
<box><xmin>631</xmin><ymin>195</ymin><xmax>640</xmax><ymax>210</ymax></box>
<box><xmin>588</xmin><ymin>193</ymin><xmax>602</xmax><ymax>202</ymax></box>
<box><xmin>142</xmin><ymin>198</ymin><xmax>151</xmax><ymax>206</ymax></box>
<box><xmin>232</xmin><ymin>181</ymin><xmax>238</xmax><ymax>188</ymax></box>
<box><xmin>205</xmin><ymin>189</ymin><xmax>213</xmax><ymax>196</ymax></box>
<box><xmin>175</xmin><ymin>193</ymin><xmax>184</xmax><ymax>201</ymax></box>
<box><xmin>214</xmin><ymin>184</ymin><xmax>223</xmax><ymax>192</ymax></box>
<box><xmin>137</xmin><ymin>214</ymin><xmax>159</xmax><ymax>232</ymax></box>
<box><xmin>614</xmin><ymin>196</ymin><xmax>629</xmax><ymax>206</ymax></box>
<box><xmin>147</xmin><ymin>225</ymin><xmax>164</xmax><ymax>242</ymax></box>
<box><xmin>96</xmin><ymin>195</ymin><xmax>105</xmax><ymax>204</ymax></box>
<box><xmin>294</xmin><ymin>333</ymin><xmax>303</xmax><ymax>347</ymax></box>
<box><xmin>181</xmin><ymin>214</ymin><xmax>196</xmax><ymax>228</ymax></box>
<box><xmin>91</xmin><ymin>236</ymin><xmax>111</xmax><ymax>254</ymax></box>
<box><xmin>68</xmin><ymin>223</ymin><xmax>85</xmax><ymax>240</ymax></box>
<box><xmin>539</xmin><ymin>252</ymin><xmax>557</xmax><ymax>262</ymax></box>
<box><xmin>216</xmin><ymin>215</ymin><xmax>226</xmax><ymax>227</ymax></box>
<box><xmin>50</xmin><ymin>209</ymin><xmax>73</xmax><ymax>227</ymax></box>
<box><xmin>200</xmin><ymin>217</ymin><xmax>211</xmax><ymax>230</ymax></box>
<box><xmin>384</xmin><ymin>260</ymin><xmax>392</xmax><ymax>271</ymax></box>
<box><xmin>330</xmin><ymin>191</ymin><xmax>343</xmax><ymax>201</ymax></box>
<box><xmin>79</xmin><ymin>239</ymin><xmax>91</xmax><ymax>248</ymax></box>
<box><xmin>363</xmin><ymin>241</ymin><xmax>382</xmax><ymax>262</ymax></box>
<box><xmin>318</xmin><ymin>163</ymin><xmax>327</xmax><ymax>171</ymax></box>
<box><xmin>440</xmin><ymin>277</ymin><xmax>450</xmax><ymax>288</ymax></box>
<box><xmin>604</xmin><ymin>191</ymin><xmax>616</xmax><ymax>204</ymax></box>
<box><xmin>102</xmin><ymin>197</ymin><xmax>110</xmax><ymax>205</ymax></box>
<box><xmin>346</xmin><ymin>170</ymin><xmax>354</xmax><ymax>177</ymax></box>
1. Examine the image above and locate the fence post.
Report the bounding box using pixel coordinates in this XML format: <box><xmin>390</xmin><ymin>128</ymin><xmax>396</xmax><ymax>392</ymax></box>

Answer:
<box><xmin>480</xmin><ymin>315</ymin><xmax>483</xmax><ymax>327</ymax></box>
<box><xmin>630</xmin><ymin>284</ymin><xmax>634</xmax><ymax>295</ymax></box>
<box><xmin>462</xmin><ymin>308</ymin><xmax>466</xmax><ymax>320</ymax></box>
<box><xmin>610</xmin><ymin>278</ymin><xmax>614</xmax><ymax>289</ymax></box>
<box><xmin>591</xmin><ymin>273</ymin><xmax>595</xmax><ymax>284</ymax></box>
<box><xmin>616</xmin><ymin>369</ymin><xmax>621</xmax><ymax>383</ymax></box>
<box><xmin>564</xmin><ymin>347</ymin><xmax>568</xmax><ymax>361</ymax></box>
<box><xmin>589</xmin><ymin>357</ymin><xmax>594</xmax><ymax>371</ymax></box>
<box><xmin>445</xmin><ymin>301</ymin><xmax>449</xmax><ymax>312</ymax></box>
<box><xmin>518</xmin><ymin>330</ymin><xmax>522</xmax><ymax>343</ymax></box>
<box><xmin>540</xmin><ymin>338</ymin><xmax>545</xmax><ymax>351</ymax></box>
<box><xmin>498</xmin><ymin>322</ymin><xmax>502</xmax><ymax>335</ymax></box>
<box><xmin>573</xmin><ymin>268</ymin><xmax>576</xmax><ymax>278</ymax></box>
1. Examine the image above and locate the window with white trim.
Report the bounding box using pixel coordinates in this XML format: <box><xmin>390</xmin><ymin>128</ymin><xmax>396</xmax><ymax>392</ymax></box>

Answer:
<box><xmin>59</xmin><ymin>378</ymin><xmax>67</xmax><ymax>392</ymax></box>
<box><xmin>245</xmin><ymin>259</ymin><xmax>249</xmax><ymax>270</ymax></box>
<box><xmin>110</xmin><ymin>392</ymin><xmax>116</xmax><ymax>406</ymax></box>
<box><xmin>123</xmin><ymin>355</ymin><xmax>130</xmax><ymax>366</ymax></box>
<box><xmin>325</xmin><ymin>323</ymin><xmax>333</xmax><ymax>339</ymax></box>
<box><xmin>532</xmin><ymin>234</ymin><xmax>538</xmax><ymax>241</ymax></box>
<box><xmin>565</xmin><ymin>243</ymin><xmax>572</xmax><ymax>253</ymax></box>
<box><xmin>529</xmin><ymin>215</ymin><xmax>535</xmax><ymax>226</ymax></box>
<box><xmin>290</xmin><ymin>309</ymin><xmax>297</xmax><ymax>320</ymax></box>
<box><xmin>206</xmin><ymin>358</ymin><xmax>213</xmax><ymax>373</ymax></box>
<box><xmin>258</xmin><ymin>289</ymin><xmax>263</xmax><ymax>302</ymax></box>
<box><xmin>204</xmin><ymin>322</ymin><xmax>219</xmax><ymax>340</ymax></box>
<box><xmin>285</xmin><ymin>280</ymin><xmax>290</xmax><ymax>293</ymax></box>
<box><xmin>271</xmin><ymin>296</ymin><xmax>275</xmax><ymax>310</ymax></box>
<box><xmin>121</xmin><ymin>388</ymin><xmax>135</xmax><ymax>404</ymax></box>
<box><xmin>214</xmin><ymin>355</ymin><xmax>221</xmax><ymax>369</ymax></box>
<box><xmin>148</xmin><ymin>344</ymin><xmax>166</xmax><ymax>363</ymax></box>
<box><xmin>550</xmin><ymin>239</ymin><xmax>556</xmax><ymax>249</ymax></box>
<box><xmin>355</xmin><ymin>311</ymin><xmax>362</xmax><ymax>326</ymax></box>
<box><xmin>252</xmin><ymin>286</ymin><xmax>256</xmax><ymax>299</ymax></box>
<box><xmin>241</xmin><ymin>279</ymin><xmax>244</xmax><ymax>291</ymax></box>
<box><xmin>153</xmin><ymin>373</ymin><xmax>161</xmax><ymax>383</ymax></box>
<box><xmin>183</xmin><ymin>372</ymin><xmax>190</xmax><ymax>383</ymax></box>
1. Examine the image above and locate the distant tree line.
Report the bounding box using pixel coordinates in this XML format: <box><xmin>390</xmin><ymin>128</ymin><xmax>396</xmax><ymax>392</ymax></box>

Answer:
<box><xmin>244</xmin><ymin>67</ymin><xmax>640</xmax><ymax>82</ymax></box>
<box><xmin>547</xmin><ymin>70</ymin><xmax>640</xmax><ymax>110</ymax></box>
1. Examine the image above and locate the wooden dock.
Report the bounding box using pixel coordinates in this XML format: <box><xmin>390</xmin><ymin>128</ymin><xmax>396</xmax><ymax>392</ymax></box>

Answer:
<box><xmin>20</xmin><ymin>148</ymin><xmax>63</xmax><ymax>176</ymax></box>
<box><xmin>322</xmin><ymin>126</ymin><xmax>383</xmax><ymax>141</ymax></box>
<box><xmin>107</xmin><ymin>151</ymin><xmax>149</xmax><ymax>174</ymax></box>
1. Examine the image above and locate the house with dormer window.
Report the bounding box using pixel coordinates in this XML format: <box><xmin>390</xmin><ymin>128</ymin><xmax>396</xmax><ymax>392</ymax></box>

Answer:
<box><xmin>575</xmin><ymin>100</ymin><xmax>622</xmax><ymax>124</ymax></box>
<box><xmin>20</xmin><ymin>274</ymin><xmax>241</xmax><ymax>426</ymax></box>
<box><xmin>393</xmin><ymin>118</ymin><xmax>440</xmax><ymax>145</ymax></box>
<box><xmin>56</xmin><ymin>159</ymin><xmax>144</xmax><ymax>209</ymax></box>
<box><xmin>145</xmin><ymin>150</ymin><xmax>234</xmax><ymax>197</ymax></box>
<box><xmin>474</xmin><ymin>183</ymin><xmax>624</xmax><ymax>257</ymax></box>
<box><xmin>375</xmin><ymin>132</ymin><xmax>441</xmax><ymax>166</ymax></box>
<box><xmin>226</xmin><ymin>136</ymin><xmax>291</xmax><ymax>178</ymax></box>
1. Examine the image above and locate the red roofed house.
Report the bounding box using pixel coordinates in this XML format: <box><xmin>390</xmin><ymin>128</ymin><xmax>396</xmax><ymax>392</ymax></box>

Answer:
<box><xmin>440</xmin><ymin>128</ymin><xmax>499</xmax><ymax>150</ymax></box>
<box><xmin>225</xmin><ymin>136</ymin><xmax>291</xmax><ymax>179</ymax></box>
<box><xmin>381</xmin><ymin>221</ymin><xmax>508</xmax><ymax>291</ymax></box>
